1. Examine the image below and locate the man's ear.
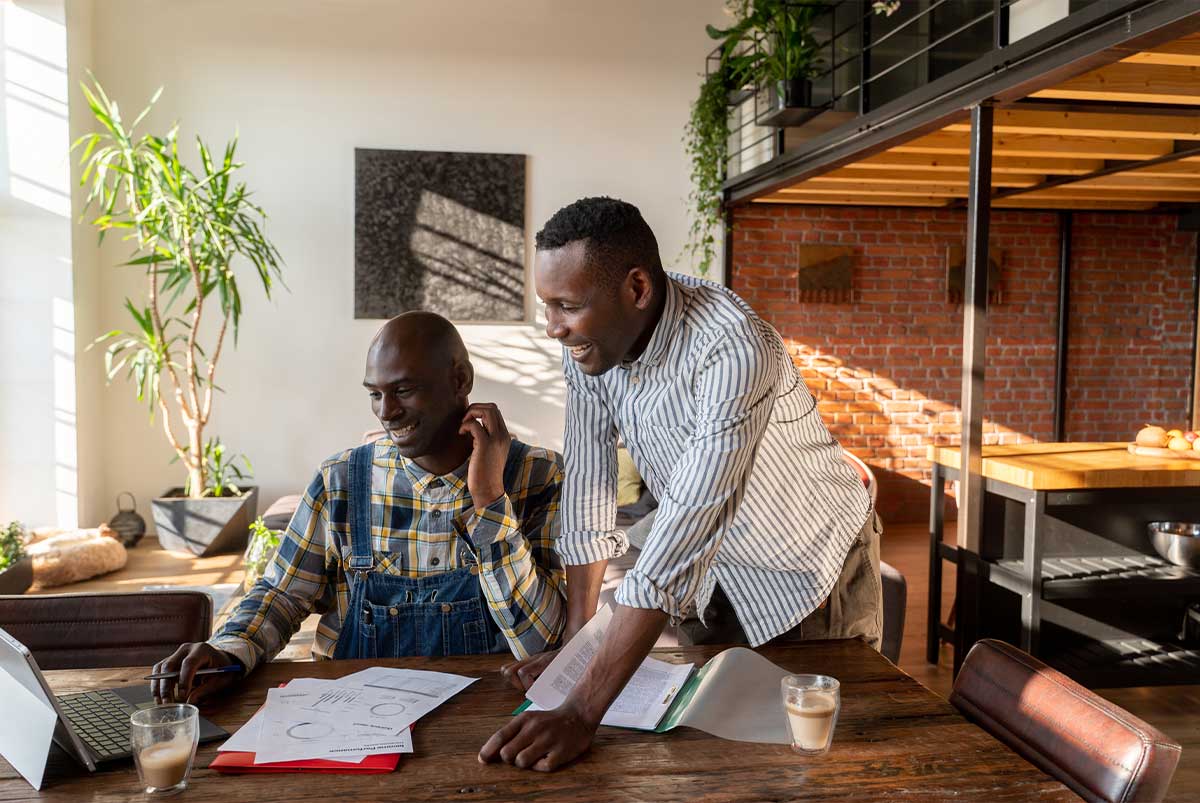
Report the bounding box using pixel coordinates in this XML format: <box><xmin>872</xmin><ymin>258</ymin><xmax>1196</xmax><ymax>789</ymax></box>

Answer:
<box><xmin>625</xmin><ymin>267</ymin><xmax>656</xmax><ymax>311</ymax></box>
<box><xmin>454</xmin><ymin>358</ymin><xmax>475</xmax><ymax>401</ymax></box>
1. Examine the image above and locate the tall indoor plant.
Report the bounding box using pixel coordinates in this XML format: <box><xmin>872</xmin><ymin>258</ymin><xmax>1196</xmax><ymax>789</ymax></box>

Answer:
<box><xmin>75</xmin><ymin>77</ymin><xmax>283</xmax><ymax>554</ymax></box>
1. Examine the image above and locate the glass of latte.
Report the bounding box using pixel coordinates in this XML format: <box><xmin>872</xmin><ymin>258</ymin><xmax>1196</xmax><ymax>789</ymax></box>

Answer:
<box><xmin>781</xmin><ymin>674</ymin><xmax>840</xmax><ymax>755</ymax></box>
<box><xmin>131</xmin><ymin>704</ymin><xmax>199</xmax><ymax>795</ymax></box>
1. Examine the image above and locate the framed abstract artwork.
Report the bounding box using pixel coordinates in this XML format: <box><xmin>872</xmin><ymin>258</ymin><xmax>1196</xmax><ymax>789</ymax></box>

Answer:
<box><xmin>355</xmin><ymin>148</ymin><xmax>526</xmax><ymax>321</ymax></box>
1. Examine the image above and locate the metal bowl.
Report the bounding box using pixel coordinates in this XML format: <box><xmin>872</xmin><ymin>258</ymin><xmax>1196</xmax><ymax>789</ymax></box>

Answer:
<box><xmin>1147</xmin><ymin>521</ymin><xmax>1200</xmax><ymax>569</ymax></box>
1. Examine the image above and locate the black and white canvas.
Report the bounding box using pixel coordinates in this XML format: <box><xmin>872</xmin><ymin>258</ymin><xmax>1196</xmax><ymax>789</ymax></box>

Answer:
<box><xmin>355</xmin><ymin>148</ymin><xmax>526</xmax><ymax>321</ymax></box>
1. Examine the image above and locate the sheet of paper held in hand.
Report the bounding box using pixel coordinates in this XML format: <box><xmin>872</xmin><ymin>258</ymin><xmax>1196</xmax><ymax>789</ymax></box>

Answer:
<box><xmin>525</xmin><ymin>605</ymin><xmax>792</xmax><ymax>743</ymax></box>
<box><xmin>219</xmin><ymin>669</ymin><xmax>476</xmax><ymax>764</ymax></box>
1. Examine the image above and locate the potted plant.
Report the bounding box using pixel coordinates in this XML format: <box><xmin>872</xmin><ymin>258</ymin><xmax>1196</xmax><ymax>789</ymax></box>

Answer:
<box><xmin>0</xmin><ymin>521</ymin><xmax>32</xmax><ymax>595</ymax></box>
<box><xmin>684</xmin><ymin>0</ymin><xmax>902</xmax><ymax>275</ymax></box>
<box><xmin>241</xmin><ymin>516</ymin><xmax>282</xmax><ymax>594</ymax></box>
<box><xmin>74</xmin><ymin>78</ymin><xmax>283</xmax><ymax>556</ymax></box>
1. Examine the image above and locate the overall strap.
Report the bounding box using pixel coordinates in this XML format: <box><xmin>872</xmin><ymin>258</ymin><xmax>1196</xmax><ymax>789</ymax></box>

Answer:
<box><xmin>346</xmin><ymin>443</ymin><xmax>375</xmax><ymax>574</ymax></box>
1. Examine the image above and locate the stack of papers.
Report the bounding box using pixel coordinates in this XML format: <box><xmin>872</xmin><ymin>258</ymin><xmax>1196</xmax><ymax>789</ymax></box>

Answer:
<box><xmin>220</xmin><ymin>668</ymin><xmax>477</xmax><ymax>764</ymax></box>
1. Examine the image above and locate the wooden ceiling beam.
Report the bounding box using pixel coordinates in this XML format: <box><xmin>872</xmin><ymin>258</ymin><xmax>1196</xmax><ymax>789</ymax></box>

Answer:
<box><xmin>893</xmin><ymin>131</ymin><xmax>1174</xmax><ymax>160</ymax></box>
<box><xmin>754</xmin><ymin>195</ymin><xmax>949</xmax><ymax>207</ymax></box>
<box><xmin>991</xmin><ymin>198</ymin><xmax>1157</xmax><ymax>210</ymax></box>
<box><xmin>808</xmin><ymin>169</ymin><xmax>1045</xmax><ymax>188</ymax></box>
<box><xmin>778</xmin><ymin>184</ymin><xmax>965</xmax><ymax>198</ymax></box>
<box><xmin>1120</xmin><ymin>33</ymin><xmax>1200</xmax><ymax>68</ymax></box>
<box><xmin>1031</xmin><ymin>63</ymin><xmax>1200</xmax><ymax>106</ymax></box>
<box><xmin>945</xmin><ymin>108</ymin><xmax>1200</xmax><ymax>140</ymax></box>
<box><xmin>851</xmin><ymin>152</ymin><xmax>1106</xmax><ymax>175</ymax></box>
<box><xmin>1020</xmin><ymin>187</ymin><xmax>1200</xmax><ymax>201</ymax></box>
<box><xmin>1069</xmin><ymin>173</ymin><xmax>1200</xmax><ymax>190</ymax></box>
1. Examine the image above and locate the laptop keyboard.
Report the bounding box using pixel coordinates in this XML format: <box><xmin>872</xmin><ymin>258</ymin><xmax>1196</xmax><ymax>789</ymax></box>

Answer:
<box><xmin>57</xmin><ymin>689</ymin><xmax>135</xmax><ymax>761</ymax></box>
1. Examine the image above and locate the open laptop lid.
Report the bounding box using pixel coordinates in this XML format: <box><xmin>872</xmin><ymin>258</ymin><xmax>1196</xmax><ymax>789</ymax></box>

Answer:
<box><xmin>0</xmin><ymin>627</ymin><xmax>96</xmax><ymax>788</ymax></box>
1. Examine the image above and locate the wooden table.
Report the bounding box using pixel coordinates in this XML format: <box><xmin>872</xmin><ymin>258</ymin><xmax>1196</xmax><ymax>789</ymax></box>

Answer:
<box><xmin>1</xmin><ymin>640</ymin><xmax>1072</xmax><ymax>802</ymax></box>
<box><xmin>927</xmin><ymin>442</ymin><xmax>1200</xmax><ymax>683</ymax></box>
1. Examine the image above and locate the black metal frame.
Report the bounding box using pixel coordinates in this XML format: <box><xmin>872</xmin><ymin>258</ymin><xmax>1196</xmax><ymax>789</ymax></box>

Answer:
<box><xmin>723</xmin><ymin>0</ymin><xmax>1200</xmax><ymax>204</ymax></box>
<box><xmin>1053</xmin><ymin>212</ymin><xmax>1071</xmax><ymax>442</ymax></box>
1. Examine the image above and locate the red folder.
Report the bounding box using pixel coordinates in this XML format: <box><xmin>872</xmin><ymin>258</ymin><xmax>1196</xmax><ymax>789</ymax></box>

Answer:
<box><xmin>209</xmin><ymin>750</ymin><xmax>400</xmax><ymax>774</ymax></box>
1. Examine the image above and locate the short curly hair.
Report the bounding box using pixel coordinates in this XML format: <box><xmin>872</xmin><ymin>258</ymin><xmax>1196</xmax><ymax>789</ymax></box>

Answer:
<box><xmin>535</xmin><ymin>197</ymin><xmax>664</xmax><ymax>292</ymax></box>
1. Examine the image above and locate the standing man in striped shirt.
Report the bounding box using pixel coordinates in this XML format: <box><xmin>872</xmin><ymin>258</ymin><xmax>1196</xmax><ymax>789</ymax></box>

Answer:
<box><xmin>481</xmin><ymin>196</ymin><xmax>879</xmax><ymax>771</ymax></box>
<box><xmin>151</xmin><ymin>312</ymin><xmax>566</xmax><ymax>704</ymax></box>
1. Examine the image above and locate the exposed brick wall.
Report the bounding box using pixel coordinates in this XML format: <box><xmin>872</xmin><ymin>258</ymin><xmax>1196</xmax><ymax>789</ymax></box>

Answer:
<box><xmin>730</xmin><ymin>205</ymin><xmax>1197</xmax><ymax>522</ymax></box>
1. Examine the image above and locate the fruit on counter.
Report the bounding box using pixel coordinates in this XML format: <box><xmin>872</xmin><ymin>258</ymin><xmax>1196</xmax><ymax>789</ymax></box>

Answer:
<box><xmin>1195</xmin><ymin>438</ymin><xmax>1200</xmax><ymax>452</ymax></box>
<box><xmin>1135</xmin><ymin>425</ymin><xmax>1170</xmax><ymax>448</ymax></box>
<box><xmin>1168</xmin><ymin>436</ymin><xmax>1192</xmax><ymax>451</ymax></box>
<box><xmin>1167</xmin><ymin>429</ymin><xmax>1185</xmax><ymax>440</ymax></box>
<box><xmin>1186</xmin><ymin>431</ymin><xmax>1199</xmax><ymax>443</ymax></box>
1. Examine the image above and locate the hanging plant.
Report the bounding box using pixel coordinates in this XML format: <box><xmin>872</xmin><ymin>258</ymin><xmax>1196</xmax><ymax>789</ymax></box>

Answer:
<box><xmin>684</xmin><ymin>0</ymin><xmax>903</xmax><ymax>276</ymax></box>
<box><xmin>684</xmin><ymin>69</ymin><xmax>733</xmax><ymax>277</ymax></box>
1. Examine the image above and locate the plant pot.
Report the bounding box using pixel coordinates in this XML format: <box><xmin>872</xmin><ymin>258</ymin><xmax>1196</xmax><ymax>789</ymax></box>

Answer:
<box><xmin>757</xmin><ymin>77</ymin><xmax>822</xmax><ymax>127</ymax></box>
<box><xmin>152</xmin><ymin>486</ymin><xmax>259</xmax><ymax>557</ymax></box>
<box><xmin>0</xmin><ymin>556</ymin><xmax>33</xmax><ymax>595</ymax></box>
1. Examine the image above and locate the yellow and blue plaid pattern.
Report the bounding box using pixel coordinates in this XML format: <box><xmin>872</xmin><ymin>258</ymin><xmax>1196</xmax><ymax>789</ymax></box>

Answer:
<box><xmin>212</xmin><ymin>438</ymin><xmax>566</xmax><ymax>669</ymax></box>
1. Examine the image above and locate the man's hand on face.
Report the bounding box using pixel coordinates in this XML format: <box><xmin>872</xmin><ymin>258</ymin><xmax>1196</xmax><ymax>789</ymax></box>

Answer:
<box><xmin>499</xmin><ymin>649</ymin><xmax>558</xmax><ymax>691</ymax></box>
<box><xmin>460</xmin><ymin>402</ymin><xmax>509</xmax><ymax>511</ymax></box>
<box><xmin>150</xmin><ymin>643</ymin><xmax>240</xmax><ymax>704</ymax></box>
<box><xmin>478</xmin><ymin>703</ymin><xmax>599</xmax><ymax>772</ymax></box>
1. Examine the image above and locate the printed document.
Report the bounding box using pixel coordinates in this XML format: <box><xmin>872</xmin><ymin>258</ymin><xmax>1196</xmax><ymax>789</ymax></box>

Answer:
<box><xmin>525</xmin><ymin>605</ymin><xmax>694</xmax><ymax>730</ymax></box>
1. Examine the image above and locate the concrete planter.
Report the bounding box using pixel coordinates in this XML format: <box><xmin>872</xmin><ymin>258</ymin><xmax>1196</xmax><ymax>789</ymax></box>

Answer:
<box><xmin>0</xmin><ymin>556</ymin><xmax>33</xmax><ymax>595</ymax></box>
<box><xmin>152</xmin><ymin>486</ymin><xmax>259</xmax><ymax>557</ymax></box>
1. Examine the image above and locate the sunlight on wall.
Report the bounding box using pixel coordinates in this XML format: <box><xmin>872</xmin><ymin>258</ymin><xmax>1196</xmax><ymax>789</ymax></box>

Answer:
<box><xmin>0</xmin><ymin>1</ymin><xmax>76</xmax><ymax>527</ymax></box>
<box><xmin>3</xmin><ymin>1</ymin><xmax>69</xmax><ymax>216</ymax></box>
<box><xmin>52</xmin><ymin>295</ymin><xmax>77</xmax><ymax>526</ymax></box>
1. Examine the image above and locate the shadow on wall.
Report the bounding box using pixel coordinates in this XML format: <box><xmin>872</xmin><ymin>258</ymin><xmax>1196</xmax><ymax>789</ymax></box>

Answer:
<box><xmin>464</xmin><ymin>326</ymin><xmax>567</xmax><ymax>453</ymax></box>
<box><xmin>786</xmin><ymin>342</ymin><xmax>1036</xmax><ymax>524</ymax></box>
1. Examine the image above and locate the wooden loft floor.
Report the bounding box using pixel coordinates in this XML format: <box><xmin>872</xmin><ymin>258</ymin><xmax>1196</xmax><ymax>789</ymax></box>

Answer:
<box><xmin>758</xmin><ymin>33</ymin><xmax>1200</xmax><ymax>211</ymax></box>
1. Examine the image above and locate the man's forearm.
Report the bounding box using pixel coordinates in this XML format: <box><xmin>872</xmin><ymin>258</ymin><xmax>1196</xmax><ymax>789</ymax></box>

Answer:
<box><xmin>564</xmin><ymin>560</ymin><xmax>608</xmax><ymax>637</ymax></box>
<box><xmin>563</xmin><ymin>604</ymin><xmax>668</xmax><ymax>725</ymax></box>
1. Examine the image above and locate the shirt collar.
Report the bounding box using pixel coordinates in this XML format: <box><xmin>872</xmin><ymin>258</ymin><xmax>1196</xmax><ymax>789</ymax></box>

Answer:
<box><xmin>626</xmin><ymin>276</ymin><xmax>682</xmax><ymax>368</ymax></box>
<box><xmin>379</xmin><ymin>440</ymin><xmax>469</xmax><ymax>496</ymax></box>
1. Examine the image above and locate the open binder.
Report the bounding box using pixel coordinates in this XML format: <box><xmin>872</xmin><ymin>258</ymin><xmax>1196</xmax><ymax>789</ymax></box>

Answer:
<box><xmin>519</xmin><ymin>606</ymin><xmax>793</xmax><ymax>744</ymax></box>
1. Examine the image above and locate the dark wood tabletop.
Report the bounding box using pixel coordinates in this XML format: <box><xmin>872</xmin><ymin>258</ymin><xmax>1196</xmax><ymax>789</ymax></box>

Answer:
<box><xmin>0</xmin><ymin>639</ymin><xmax>1074</xmax><ymax>802</ymax></box>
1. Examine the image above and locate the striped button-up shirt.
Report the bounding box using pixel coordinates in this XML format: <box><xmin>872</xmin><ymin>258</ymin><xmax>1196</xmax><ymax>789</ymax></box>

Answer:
<box><xmin>556</xmin><ymin>273</ymin><xmax>871</xmax><ymax>646</ymax></box>
<box><xmin>211</xmin><ymin>438</ymin><xmax>566</xmax><ymax>670</ymax></box>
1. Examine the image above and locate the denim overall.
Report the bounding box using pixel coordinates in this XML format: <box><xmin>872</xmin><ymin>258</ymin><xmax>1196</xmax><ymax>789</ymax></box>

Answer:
<box><xmin>332</xmin><ymin>444</ymin><xmax>506</xmax><ymax>658</ymax></box>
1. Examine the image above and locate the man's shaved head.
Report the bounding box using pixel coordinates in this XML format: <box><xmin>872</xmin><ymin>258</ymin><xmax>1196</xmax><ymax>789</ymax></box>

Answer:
<box><xmin>368</xmin><ymin>311</ymin><xmax>469</xmax><ymax>368</ymax></box>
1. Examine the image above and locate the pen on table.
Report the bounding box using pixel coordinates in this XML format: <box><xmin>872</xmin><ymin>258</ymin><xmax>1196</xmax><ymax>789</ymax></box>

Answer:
<box><xmin>143</xmin><ymin>665</ymin><xmax>242</xmax><ymax>681</ymax></box>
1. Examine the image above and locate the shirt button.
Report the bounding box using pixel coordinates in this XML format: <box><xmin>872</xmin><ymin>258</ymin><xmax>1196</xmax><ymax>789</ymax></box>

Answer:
<box><xmin>388</xmin><ymin>607</ymin><xmax>398</xmax><ymax>616</ymax></box>
<box><xmin>431</xmin><ymin>509</ymin><xmax>442</xmax><ymax>518</ymax></box>
<box><xmin>440</xmin><ymin>603</ymin><xmax>451</xmax><ymax>613</ymax></box>
<box><xmin>631</xmin><ymin>375</ymin><xmax>640</xmax><ymax>384</ymax></box>
<box><xmin>430</xmin><ymin>556</ymin><xmax>440</xmax><ymax>566</ymax></box>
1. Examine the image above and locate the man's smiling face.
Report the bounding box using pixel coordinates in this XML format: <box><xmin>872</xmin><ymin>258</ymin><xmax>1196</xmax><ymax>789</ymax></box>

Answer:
<box><xmin>535</xmin><ymin>240</ymin><xmax>642</xmax><ymax>376</ymax></box>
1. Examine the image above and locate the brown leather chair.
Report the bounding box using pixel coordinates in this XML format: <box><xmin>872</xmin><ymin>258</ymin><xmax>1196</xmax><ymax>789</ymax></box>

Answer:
<box><xmin>0</xmin><ymin>590</ymin><xmax>212</xmax><ymax>670</ymax></box>
<box><xmin>950</xmin><ymin>639</ymin><xmax>1181</xmax><ymax>803</ymax></box>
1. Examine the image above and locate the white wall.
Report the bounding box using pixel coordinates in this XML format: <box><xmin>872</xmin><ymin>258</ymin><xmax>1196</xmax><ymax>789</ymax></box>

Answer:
<box><xmin>0</xmin><ymin>0</ymin><xmax>80</xmax><ymax>528</ymax></box>
<box><xmin>75</xmin><ymin>0</ymin><xmax>725</xmax><ymax>525</ymax></box>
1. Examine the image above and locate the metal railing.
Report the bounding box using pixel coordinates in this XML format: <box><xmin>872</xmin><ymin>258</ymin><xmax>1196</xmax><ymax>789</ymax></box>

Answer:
<box><xmin>716</xmin><ymin>0</ymin><xmax>1110</xmax><ymax>181</ymax></box>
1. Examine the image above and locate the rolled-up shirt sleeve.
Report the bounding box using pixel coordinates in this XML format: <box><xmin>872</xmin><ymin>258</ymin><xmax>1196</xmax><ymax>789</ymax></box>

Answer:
<box><xmin>554</xmin><ymin>354</ymin><xmax>629</xmax><ymax>565</ymax></box>
<box><xmin>615</xmin><ymin>325</ymin><xmax>777</xmax><ymax>620</ymax></box>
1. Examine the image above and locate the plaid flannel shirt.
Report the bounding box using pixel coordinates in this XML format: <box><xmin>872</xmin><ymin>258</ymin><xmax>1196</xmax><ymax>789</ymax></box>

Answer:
<box><xmin>211</xmin><ymin>437</ymin><xmax>566</xmax><ymax>670</ymax></box>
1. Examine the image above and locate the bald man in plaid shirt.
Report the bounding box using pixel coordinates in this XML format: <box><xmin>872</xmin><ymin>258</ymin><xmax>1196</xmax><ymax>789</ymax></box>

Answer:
<box><xmin>152</xmin><ymin>312</ymin><xmax>566</xmax><ymax>703</ymax></box>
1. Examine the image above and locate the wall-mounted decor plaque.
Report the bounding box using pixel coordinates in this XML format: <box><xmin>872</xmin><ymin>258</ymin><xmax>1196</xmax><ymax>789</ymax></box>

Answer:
<box><xmin>796</xmin><ymin>244</ymin><xmax>854</xmax><ymax>303</ymax></box>
<box><xmin>946</xmin><ymin>243</ymin><xmax>1003</xmax><ymax>305</ymax></box>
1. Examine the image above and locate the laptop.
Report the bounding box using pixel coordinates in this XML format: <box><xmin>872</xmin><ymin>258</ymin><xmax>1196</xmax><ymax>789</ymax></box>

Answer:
<box><xmin>0</xmin><ymin>626</ymin><xmax>227</xmax><ymax>788</ymax></box>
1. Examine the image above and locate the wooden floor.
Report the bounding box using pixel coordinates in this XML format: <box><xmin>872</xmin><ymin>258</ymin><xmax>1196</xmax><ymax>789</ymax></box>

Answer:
<box><xmin>883</xmin><ymin>520</ymin><xmax>1200</xmax><ymax>802</ymax></box>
